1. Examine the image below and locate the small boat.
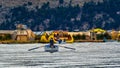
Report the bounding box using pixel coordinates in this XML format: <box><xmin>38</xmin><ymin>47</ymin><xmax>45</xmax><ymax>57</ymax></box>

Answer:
<box><xmin>28</xmin><ymin>43</ymin><xmax>75</xmax><ymax>53</ymax></box>
<box><xmin>44</xmin><ymin>45</ymin><xmax>59</xmax><ymax>52</ymax></box>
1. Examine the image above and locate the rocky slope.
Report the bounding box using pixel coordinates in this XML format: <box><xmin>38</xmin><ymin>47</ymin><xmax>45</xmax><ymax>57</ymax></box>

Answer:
<box><xmin>0</xmin><ymin>0</ymin><xmax>120</xmax><ymax>31</ymax></box>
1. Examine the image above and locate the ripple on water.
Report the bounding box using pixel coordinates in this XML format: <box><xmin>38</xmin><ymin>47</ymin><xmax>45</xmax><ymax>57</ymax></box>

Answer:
<box><xmin>0</xmin><ymin>43</ymin><xmax>120</xmax><ymax>68</ymax></box>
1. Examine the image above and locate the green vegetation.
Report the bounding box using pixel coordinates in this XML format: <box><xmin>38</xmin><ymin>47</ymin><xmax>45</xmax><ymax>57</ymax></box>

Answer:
<box><xmin>73</xmin><ymin>34</ymin><xmax>86</xmax><ymax>40</ymax></box>
<box><xmin>59</xmin><ymin>0</ymin><xmax>64</xmax><ymax>4</ymax></box>
<box><xmin>0</xmin><ymin>34</ymin><xmax>12</xmax><ymax>41</ymax></box>
<box><xmin>96</xmin><ymin>34</ymin><xmax>104</xmax><ymax>40</ymax></box>
<box><xmin>0</xmin><ymin>0</ymin><xmax>120</xmax><ymax>31</ymax></box>
<box><xmin>35</xmin><ymin>35</ymin><xmax>41</xmax><ymax>40</ymax></box>
<box><xmin>104</xmin><ymin>32</ymin><xmax>111</xmax><ymax>39</ymax></box>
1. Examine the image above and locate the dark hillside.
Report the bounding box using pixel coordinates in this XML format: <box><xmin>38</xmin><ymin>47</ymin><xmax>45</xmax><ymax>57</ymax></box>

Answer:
<box><xmin>0</xmin><ymin>0</ymin><xmax>120</xmax><ymax>31</ymax></box>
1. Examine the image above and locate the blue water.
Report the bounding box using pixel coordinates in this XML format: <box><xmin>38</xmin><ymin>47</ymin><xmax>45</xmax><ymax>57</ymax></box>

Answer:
<box><xmin>0</xmin><ymin>42</ymin><xmax>120</xmax><ymax>68</ymax></box>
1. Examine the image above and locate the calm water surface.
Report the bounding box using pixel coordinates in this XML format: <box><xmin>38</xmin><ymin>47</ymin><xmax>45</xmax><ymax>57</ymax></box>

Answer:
<box><xmin>0</xmin><ymin>42</ymin><xmax>120</xmax><ymax>68</ymax></box>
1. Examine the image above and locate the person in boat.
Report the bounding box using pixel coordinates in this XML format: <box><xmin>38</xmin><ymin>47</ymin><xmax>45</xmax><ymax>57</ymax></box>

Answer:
<box><xmin>58</xmin><ymin>39</ymin><xmax>62</xmax><ymax>44</ymax></box>
<box><xmin>50</xmin><ymin>38</ymin><xmax>55</xmax><ymax>48</ymax></box>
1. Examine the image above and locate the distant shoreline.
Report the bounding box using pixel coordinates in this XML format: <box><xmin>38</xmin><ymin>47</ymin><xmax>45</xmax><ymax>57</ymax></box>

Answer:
<box><xmin>0</xmin><ymin>40</ymin><xmax>105</xmax><ymax>44</ymax></box>
<box><xmin>74</xmin><ymin>40</ymin><xmax>104</xmax><ymax>42</ymax></box>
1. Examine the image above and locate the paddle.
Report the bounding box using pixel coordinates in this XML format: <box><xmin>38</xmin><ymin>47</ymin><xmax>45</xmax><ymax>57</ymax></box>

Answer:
<box><xmin>28</xmin><ymin>46</ymin><xmax>44</xmax><ymax>51</ymax></box>
<box><xmin>59</xmin><ymin>46</ymin><xmax>76</xmax><ymax>50</ymax></box>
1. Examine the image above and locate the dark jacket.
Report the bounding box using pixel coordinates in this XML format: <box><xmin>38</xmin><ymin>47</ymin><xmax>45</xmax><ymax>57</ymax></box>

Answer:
<box><xmin>50</xmin><ymin>39</ymin><xmax>54</xmax><ymax>47</ymax></box>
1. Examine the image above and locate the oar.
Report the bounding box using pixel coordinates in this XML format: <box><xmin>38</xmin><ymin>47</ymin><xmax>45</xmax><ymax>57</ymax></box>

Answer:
<box><xmin>59</xmin><ymin>46</ymin><xmax>76</xmax><ymax>50</ymax></box>
<box><xmin>28</xmin><ymin>46</ymin><xmax>44</xmax><ymax>51</ymax></box>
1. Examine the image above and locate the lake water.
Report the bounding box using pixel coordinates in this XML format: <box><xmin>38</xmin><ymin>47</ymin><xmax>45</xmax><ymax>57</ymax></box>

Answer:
<box><xmin>0</xmin><ymin>42</ymin><xmax>120</xmax><ymax>68</ymax></box>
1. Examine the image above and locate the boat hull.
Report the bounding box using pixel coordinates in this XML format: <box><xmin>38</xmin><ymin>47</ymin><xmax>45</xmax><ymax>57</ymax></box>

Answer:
<box><xmin>44</xmin><ymin>45</ymin><xmax>59</xmax><ymax>52</ymax></box>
